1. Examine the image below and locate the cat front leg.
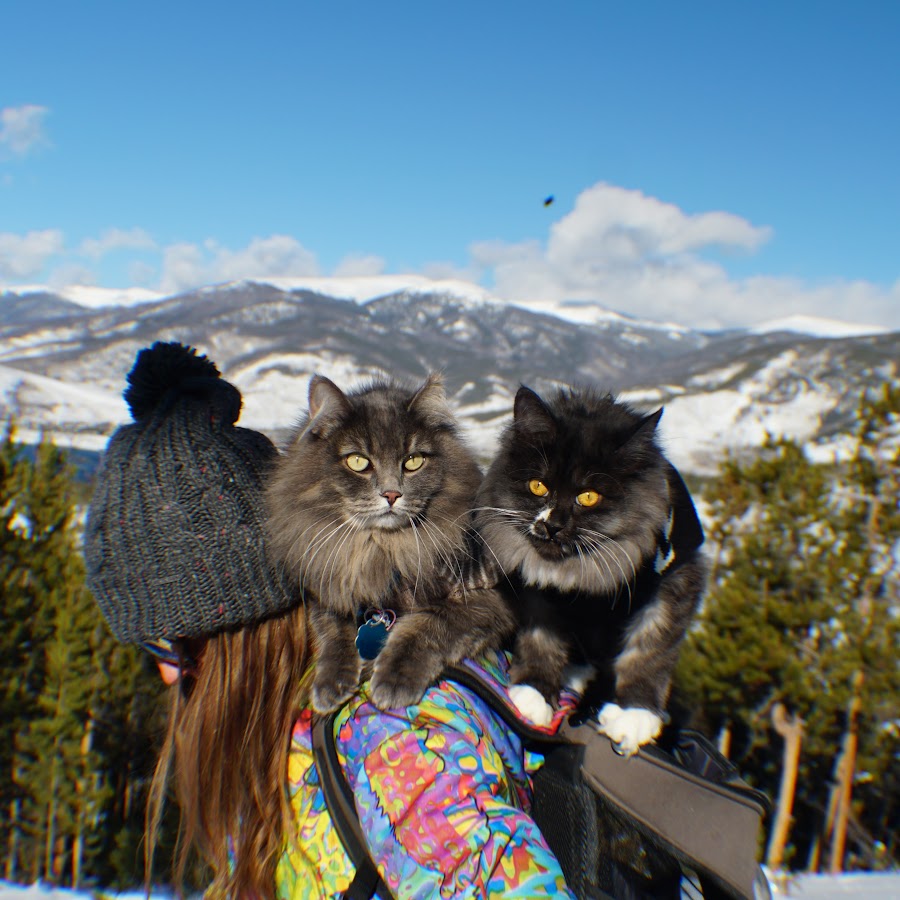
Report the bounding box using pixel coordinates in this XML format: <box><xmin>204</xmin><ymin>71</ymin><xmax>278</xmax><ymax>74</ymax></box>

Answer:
<box><xmin>598</xmin><ymin>607</ymin><xmax>674</xmax><ymax>755</ymax></box>
<box><xmin>310</xmin><ymin>606</ymin><xmax>363</xmax><ymax>713</ymax></box>
<box><xmin>369</xmin><ymin>588</ymin><xmax>514</xmax><ymax>710</ymax></box>
<box><xmin>600</xmin><ymin>559</ymin><xmax>704</xmax><ymax>754</ymax></box>
<box><xmin>508</xmin><ymin>627</ymin><xmax>570</xmax><ymax>727</ymax></box>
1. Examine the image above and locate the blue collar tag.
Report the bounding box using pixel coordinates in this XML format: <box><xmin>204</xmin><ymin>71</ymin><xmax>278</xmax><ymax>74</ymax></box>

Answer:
<box><xmin>355</xmin><ymin>609</ymin><xmax>396</xmax><ymax>660</ymax></box>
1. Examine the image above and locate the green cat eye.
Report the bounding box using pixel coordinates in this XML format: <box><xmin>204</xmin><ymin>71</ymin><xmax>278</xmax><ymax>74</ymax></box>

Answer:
<box><xmin>576</xmin><ymin>490</ymin><xmax>601</xmax><ymax>507</ymax></box>
<box><xmin>403</xmin><ymin>453</ymin><xmax>425</xmax><ymax>472</ymax></box>
<box><xmin>345</xmin><ymin>453</ymin><xmax>371</xmax><ymax>472</ymax></box>
<box><xmin>528</xmin><ymin>479</ymin><xmax>549</xmax><ymax>497</ymax></box>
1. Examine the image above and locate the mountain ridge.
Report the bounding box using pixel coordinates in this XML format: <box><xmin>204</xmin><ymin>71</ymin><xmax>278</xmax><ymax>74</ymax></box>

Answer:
<box><xmin>0</xmin><ymin>280</ymin><xmax>896</xmax><ymax>476</ymax></box>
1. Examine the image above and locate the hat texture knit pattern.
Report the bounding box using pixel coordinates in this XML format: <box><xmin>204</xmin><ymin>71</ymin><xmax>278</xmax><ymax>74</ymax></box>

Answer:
<box><xmin>84</xmin><ymin>341</ymin><xmax>298</xmax><ymax>643</ymax></box>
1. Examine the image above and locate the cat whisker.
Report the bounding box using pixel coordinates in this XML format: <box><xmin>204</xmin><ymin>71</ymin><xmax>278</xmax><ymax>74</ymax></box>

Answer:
<box><xmin>417</xmin><ymin>516</ymin><xmax>468</xmax><ymax>601</ymax></box>
<box><xmin>300</xmin><ymin>518</ymin><xmax>348</xmax><ymax>566</ymax></box>
<box><xmin>295</xmin><ymin>520</ymin><xmax>345</xmax><ymax>575</ymax></box>
<box><xmin>576</xmin><ymin>534</ymin><xmax>621</xmax><ymax>600</ymax></box>
<box><xmin>579</xmin><ymin>529</ymin><xmax>639</xmax><ymax>584</ymax></box>
<box><xmin>319</xmin><ymin>518</ymin><xmax>361</xmax><ymax>601</ymax></box>
<box><xmin>407</xmin><ymin>517</ymin><xmax>424</xmax><ymax>601</ymax></box>
<box><xmin>577</xmin><ymin>533</ymin><xmax>635</xmax><ymax>610</ymax></box>
<box><xmin>284</xmin><ymin>512</ymin><xmax>343</xmax><ymax>574</ymax></box>
<box><xmin>302</xmin><ymin>519</ymin><xmax>354</xmax><ymax>592</ymax></box>
<box><xmin>468</xmin><ymin>506</ymin><xmax>533</xmax><ymax>532</ymax></box>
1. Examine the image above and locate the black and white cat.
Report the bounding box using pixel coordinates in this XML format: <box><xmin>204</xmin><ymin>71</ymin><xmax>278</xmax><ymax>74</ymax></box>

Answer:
<box><xmin>475</xmin><ymin>385</ymin><xmax>707</xmax><ymax>755</ymax></box>
<box><xmin>265</xmin><ymin>373</ymin><xmax>513</xmax><ymax>714</ymax></box>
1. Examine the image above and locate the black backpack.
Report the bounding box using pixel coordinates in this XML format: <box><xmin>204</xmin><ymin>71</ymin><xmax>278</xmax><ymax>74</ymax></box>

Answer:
<box><xmin>311</xmin><ymin>667</ymin><xmax>771</xmax><ymax>900</ymax></box>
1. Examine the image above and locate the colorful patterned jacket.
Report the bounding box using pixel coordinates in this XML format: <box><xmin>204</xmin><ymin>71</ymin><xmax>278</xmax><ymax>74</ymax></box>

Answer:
<box><xmin>276</xmin><ymin>651</ymin><xmax>578</xmax><ymax>899</ymax></box>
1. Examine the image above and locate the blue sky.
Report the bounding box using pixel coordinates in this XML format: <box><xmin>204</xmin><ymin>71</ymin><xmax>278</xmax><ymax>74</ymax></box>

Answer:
<box><xmin>2</xmin><ymin>0</ymin><xmax>898</xmax><ymax>329</ymax></box>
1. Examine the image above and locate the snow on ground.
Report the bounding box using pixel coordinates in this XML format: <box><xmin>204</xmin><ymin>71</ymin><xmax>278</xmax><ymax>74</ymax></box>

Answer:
<box><xmin>1</xmin><ymin>872</ymin><xmax>898</xmax><ymax>899</ymax></box>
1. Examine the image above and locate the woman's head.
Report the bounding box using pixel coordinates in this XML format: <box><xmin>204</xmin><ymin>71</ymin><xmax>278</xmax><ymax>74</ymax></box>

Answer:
<box><xmin>84</xmin><ymin>340</ymin><xmax>299</xmax><ymax>645</ymax></box>
<box><xmin>84</xmin><ymin>341</ymin><xmax>309</xmax><ymax>897</ymax></box>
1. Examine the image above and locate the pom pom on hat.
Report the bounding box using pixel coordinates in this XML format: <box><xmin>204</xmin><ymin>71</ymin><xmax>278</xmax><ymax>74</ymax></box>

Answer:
<box><xmin>124</xmin><ymin>341</ymin><xmax>242</xmax><ymax>425</ymax></box>
<box><xmin>84</xmin><ymin>342</ymin><xmax>297</xmax><ymax>644</ymax></box>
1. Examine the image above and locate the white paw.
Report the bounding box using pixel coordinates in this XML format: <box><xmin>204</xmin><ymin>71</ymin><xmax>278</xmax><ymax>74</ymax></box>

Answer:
<box><xmin>596</xmin><ymin>703</ymin><xmax>662</xmax><ymax>756</ymax></box>
<box><xmin>509</xmin><ymin>684</ymin><xmax>554</xmax><ymax>727</ymax></box>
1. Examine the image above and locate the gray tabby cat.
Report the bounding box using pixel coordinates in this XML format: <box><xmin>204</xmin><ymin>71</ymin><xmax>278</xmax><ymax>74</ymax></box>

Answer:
<box><xmin>475</xmin><ymin>385</ymin><xmax>707</xmax><ymax>755</ymax></box>
<box><xmin>265</xmin><ymin>373</ymin><xmax>513</xmax><ymax>713</ymax></box>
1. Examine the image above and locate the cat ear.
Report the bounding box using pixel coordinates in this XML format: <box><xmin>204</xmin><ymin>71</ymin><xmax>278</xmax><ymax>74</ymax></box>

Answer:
<box><xmin>304</xmin><ymin>374</ymin><xmax>350</xmax><ymax>438</ymax></box>
<box><xmin>513</xmin><ymin>386</ymin><xmax>557</xmax><ymax>440</ymax></box>
<box><xmin>408</xmin><ymin>372</ymin><xmax>453</xmax><ymax>427</ymax></box>
<box><xmin>640</xmin><ymin>407</ymin><xmax>664</xmax><ymax>432</ymax></box>
<box><xmin>618</xmin><ymin>406</ymin><xmax>663</xmax><ymax>452</ymax></box>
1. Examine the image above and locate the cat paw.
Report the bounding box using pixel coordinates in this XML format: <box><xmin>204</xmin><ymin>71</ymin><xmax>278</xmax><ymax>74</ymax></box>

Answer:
<box><xmin>596</xmin><ymin>703</ymin><xmax>662</xmax><ymax>756</ymax></box>
<box><xmin>368</xmin><ymin>669</ymin><xmax>429</xmax><ymax>711</ymax></box>
<box><xmin>369</xmin><ymin>650</ymin><xmax>436</xmax><ymax>710</ymax></box>
<box><xmin>509</xmin><ymin>684</ymin><xmax>554</xmax><ymax>727</ymax></box>
<box><xmin>311</xmin><ymin>678</ymin><xmax>358</xmax><ymax>714</ymax></box>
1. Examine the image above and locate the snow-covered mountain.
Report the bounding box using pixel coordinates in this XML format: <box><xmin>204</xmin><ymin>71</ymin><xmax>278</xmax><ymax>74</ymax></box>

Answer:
<box><xmin>0</xmin><ymin>278</ymin><xmax>896</xmax><ymax>476</ymax></box>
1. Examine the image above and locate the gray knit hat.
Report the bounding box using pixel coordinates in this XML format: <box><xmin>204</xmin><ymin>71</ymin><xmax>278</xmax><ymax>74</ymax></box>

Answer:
<box><xmin>84</xmin><ymin>341</ymin><xmax>298</xmax><ymax>643</ymax></box>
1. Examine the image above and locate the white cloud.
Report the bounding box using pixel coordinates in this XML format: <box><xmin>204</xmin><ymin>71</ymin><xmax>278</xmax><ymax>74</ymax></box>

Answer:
<box><xmin>332</xmin><ymin>254</ymin><xmax>386</xmax><ymax>277</ymax></box>
<box><xmin>79</xmin><ymin>227</ymin><xmax>156</xmax><ymax>259</ymax></box>
<box><xmin>48</xmin><ymin>263</ymin><xmax>96</xmax><ymax>288</ymax></box>
<box><xmin>472</xmin><ymin>182</ymin><xmax>898</xmax><ymax>330</ymax></box>
<box><xmin>1</xmin><ymin>181</ymin><xmax>896</xmax><ymax>332</ymax></box>
<box><xmin>159</xmin><ymin>234</ymin><xmax>320</xmax><ymax>293</ymax></box>
<box><xmin>0</xmin><ymin>105</ymin><xmax>50</xmax><ymax>157</ymax></box>
<box><xmin>420</xmin><ymin>259</ymin><xmax>483</xmax><ymax>283</ymax></box>
<box><xmin>0</xmin><ymin>229</ymin><xmax>64</xmax><ymax>279</ymax></box>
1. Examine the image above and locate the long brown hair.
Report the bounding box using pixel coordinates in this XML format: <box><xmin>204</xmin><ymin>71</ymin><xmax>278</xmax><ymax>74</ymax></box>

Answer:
<box><xmin>146</xmin><ymin>602</ymin><xmax>310</xmax><ymax>898</ymax></box>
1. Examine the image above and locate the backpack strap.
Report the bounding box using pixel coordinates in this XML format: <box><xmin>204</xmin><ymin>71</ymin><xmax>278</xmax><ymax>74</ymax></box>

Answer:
<box><xmin>447</xmin><ymin>666</ymin><xmax>769</xmax><ymax>900</ymax></box>
<box><xmin>443</xmin><ymin>664</ymin><xmax>567</xmax><ymax>746</ymax></box>
<box><xmin>311</xmin><ymin>711</ymin><xmax>395</xmax><ymax>900</ymax></box>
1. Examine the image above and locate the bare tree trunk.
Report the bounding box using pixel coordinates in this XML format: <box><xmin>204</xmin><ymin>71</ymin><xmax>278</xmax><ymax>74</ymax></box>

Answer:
<box><xmin>829</xmin><ymin>671</ymin><xmax>864</xmax><ymax>873</ymax></box>
<box><xmin>717</xmin><ymin>721</ymin><xmax>732</xmax><ymax>759</ymax></box>
<box><xmin>809</xmin><ymin>743</ymin><xmax>846</xmax><ymax>872</ymax></box>
<box><xmin>71</xmin><ymin>717</ymin><xmax>93</xmax><ymax>889</ymax></box>
<box><xmin>44</xmin><ymin>757</ymin><xmax>59</xmax><ymax>882</ymax></box>
<box><xmin>6</xmin><ymin>797</ymin><xmax>19</xmax><ymax>881</ymax></box>
<box><xmin>766</xmin><ymin>703</ymin><xmax>803</xmax><ymax>870</ymax></box>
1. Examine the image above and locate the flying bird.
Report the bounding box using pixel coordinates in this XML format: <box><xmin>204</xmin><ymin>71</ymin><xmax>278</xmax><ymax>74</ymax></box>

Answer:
<box><xmin>543</xmin><ymin>195</ymin><xmax>555</xmax><ymax>207</ymax></box>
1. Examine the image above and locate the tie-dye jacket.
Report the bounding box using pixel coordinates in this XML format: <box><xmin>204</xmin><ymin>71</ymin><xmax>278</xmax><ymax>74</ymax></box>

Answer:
<box><xmin>276</xmin><ymin>650</ymin><xmax>578</xmax><ymax>899</ymax></box>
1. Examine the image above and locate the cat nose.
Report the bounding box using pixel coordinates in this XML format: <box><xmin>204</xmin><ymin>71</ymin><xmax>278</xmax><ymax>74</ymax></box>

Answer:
<box><xmin>382</xmin><ymin>490</ymin><xmax>402</xmax><ymax>507</ymax></box>
<box><xmin>535</xmin><ymin>520</ymin><xmax>564</xmax><ymax>540</ymax></box>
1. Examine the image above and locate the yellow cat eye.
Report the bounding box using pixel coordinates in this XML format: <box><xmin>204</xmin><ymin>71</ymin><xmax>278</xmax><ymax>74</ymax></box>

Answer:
<box><xmin>528</xmin><ymin>479</ymin><xmax>549</xmax><ymax>497</ymax></box>
<box><xmin>576</xmin><ymin>490</ymin><xmax>601</xmax><ymax>507</ymax></box>
<box><xmin>403</xmin><ymin>453</ymin><xmax>425</xmax><ymax>472</ymax></box>
<box><xmin>345</xmin><ymin>453</ymin><xmax>371</xmax><ymax>472</ymax></box>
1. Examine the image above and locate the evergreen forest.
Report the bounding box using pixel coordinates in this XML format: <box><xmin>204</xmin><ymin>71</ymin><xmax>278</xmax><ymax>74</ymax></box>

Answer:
<box><xmin>0</xmin><ymin>385</ymin><xmax>897</xmax><ymax>891</ymax></box>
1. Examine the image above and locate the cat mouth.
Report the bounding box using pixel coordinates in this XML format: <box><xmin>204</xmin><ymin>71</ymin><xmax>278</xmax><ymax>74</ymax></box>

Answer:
<box><xmin>369</xmin><ymin>510</ymin><xmax>412</xmax><ymax>531</ymax></box>
<box><xmin>527</xmin><ymin>533</ymin><xmax>572</xmax><ymax>560</ymax></box>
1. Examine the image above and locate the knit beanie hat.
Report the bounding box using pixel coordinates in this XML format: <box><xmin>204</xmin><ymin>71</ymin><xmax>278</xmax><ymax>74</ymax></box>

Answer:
<box><xmin>84</xmin><ymin>341</ymin><xmax>298</xmax><ymax>643</ymax></box>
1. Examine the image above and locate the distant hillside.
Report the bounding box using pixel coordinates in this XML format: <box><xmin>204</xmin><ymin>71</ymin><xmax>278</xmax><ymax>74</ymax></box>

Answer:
<box><xmin>0</xmin><ymin>279</ymin><xmax>896</xmax><ymax>475</ymax></box>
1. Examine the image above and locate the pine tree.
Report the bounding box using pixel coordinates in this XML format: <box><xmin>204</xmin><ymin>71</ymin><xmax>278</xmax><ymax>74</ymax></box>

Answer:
<box><xmin>677</xmin><ymin>437</ymin><xmax>839</xmax><ymax>868</ymax></box>
<box><xmin>679</xmin><ymin>384</ymin><xmax>900</xmax><ymax>870</ymax></box>
<box><xmin>0</xmin><ymin>427</ymin><xmax>170</xmax><ymax>888</ymax></box>
<box><xmin>18</xmin><ymin>550</ymin><xmax>122</xmax><ymax>887</ymax></box>
<box><xmin>0</xmin><ymin>421</ymin><xmax>29</xmax><ymax>879</ymax></box>
<box><xmin>4</xmin><ymin>435</ymin><xmax>84</xmax><ymax>881</ymax></box>
<box><xmin>816</xmin><ymin>385</ymin><xmax>900</xmax><ymax>871</ymax></box>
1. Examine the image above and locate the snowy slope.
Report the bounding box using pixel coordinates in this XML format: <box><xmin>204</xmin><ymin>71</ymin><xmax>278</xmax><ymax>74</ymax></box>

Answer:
<box><xmin>0</xmin><ymin>280</ymin><xmax>896</xmax><ymax>474</ymax></box>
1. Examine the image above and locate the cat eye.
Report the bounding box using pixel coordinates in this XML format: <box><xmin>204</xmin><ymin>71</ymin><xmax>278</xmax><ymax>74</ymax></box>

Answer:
<box><xmin>576</xmin><ymin>490</ymin><xmax>601</xmax><ymax>507</ymax></box>
<box><xmin>345</xmin><ymin>453</ymin><xmax>371</xmax><ymax>472</ymax></box>
<box><xmin>403</xmin><ymin>453</ymin><xmax>425</xmax><ymax>472</ymax></box>
<box><xmin>528</xmin><ymin>479</ymin><xmax>549</xmax><ymax>497</ymax></box>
